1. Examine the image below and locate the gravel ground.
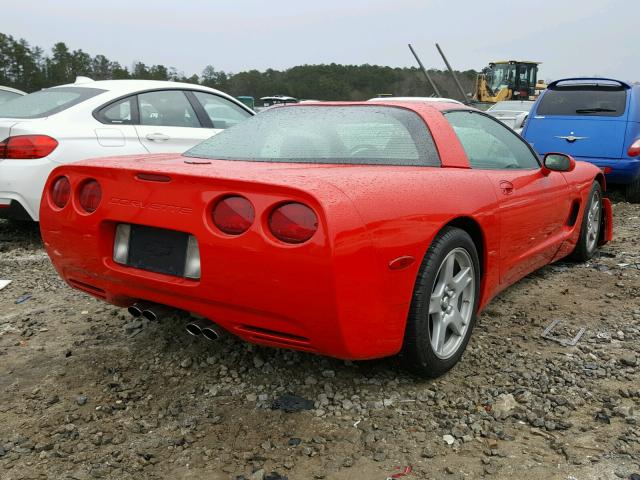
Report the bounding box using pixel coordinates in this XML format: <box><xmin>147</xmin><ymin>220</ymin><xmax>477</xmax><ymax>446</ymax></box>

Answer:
<box><xmin>0</xmin><ymin>201</ymin><xmax>639</xmax><ymax>480</ymax></box>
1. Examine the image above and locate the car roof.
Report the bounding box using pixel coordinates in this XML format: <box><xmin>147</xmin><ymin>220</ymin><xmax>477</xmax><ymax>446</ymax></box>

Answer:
<box><xmin>51</xmin><ymin>78</ymin><xmax>236</xmax><ymax>97</ymax></box>
<box><xmin>39</xmin><ymin>78</ymin><xmax>254</xmax><ymax>113</ymax></box>
<box><xmin>547</xmin><ymin>77</ymin><xmax>633</xmax><ymax>89</ymax></box>
<box><xmin>279</xmin><ymin>100</ymin><xmax>471</xmax><ymax>114</ymax></box>
<box><xmin>368</xmin><ymin>96</ymin><xmax>464</xmax><ymax>105</ymax></box>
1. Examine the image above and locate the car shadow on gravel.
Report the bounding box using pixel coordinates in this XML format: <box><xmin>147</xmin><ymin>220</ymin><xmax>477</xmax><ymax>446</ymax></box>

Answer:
<box><xmin>145</xmin><ymin>311</ymin><xmax>408</xmax><ymax>381</ymax></box>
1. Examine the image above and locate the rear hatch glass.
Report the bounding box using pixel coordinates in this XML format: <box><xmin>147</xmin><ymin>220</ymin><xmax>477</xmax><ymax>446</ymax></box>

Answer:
<box><xmin>525</xmin><ymin>83</ymin><xmax>629</xmax><ymax>159</ymax></box>
<box><xmin>184</xmin><ymin>105</ymin><xmax>440</xmax><ymax>167</ymax></box>
<box><xmin>537</xmin><ymin>85</ymin><xmax>627</xmax><ymax>117</ymax></box>
<box><xmin>0</xmin><ymin>87</ymin><xmax>105</xmax><ymax>119</ymax></box>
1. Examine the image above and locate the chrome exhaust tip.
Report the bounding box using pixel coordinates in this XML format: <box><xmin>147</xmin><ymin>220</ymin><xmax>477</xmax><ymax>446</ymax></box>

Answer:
<box><xmin>185</xmin><ymin>317</ymin><xmax>211</xmax><ymax>336</ymax></box>
<box><xmin>186</xmin><ymin>317</ymin><xmax>221</xmax><ymax>339</ymax></box>
<box><xmin>186</xmin><ymin>323</ymin><xmax>203</xmax><ymax>336</ymax></box>
<box><xmin>128</xmin><ymin>301</ymin><xmax>155</xmax><ymax>318</ymax></box>
<box><xmin>201</xmin><ymin>325</ymin><xmax>222</xmax><ymax>341</ymax></box>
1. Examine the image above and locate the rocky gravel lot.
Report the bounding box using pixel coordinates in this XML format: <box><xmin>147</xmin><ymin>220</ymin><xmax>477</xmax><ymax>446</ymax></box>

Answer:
<box><xmin>0</xmin><ymin>201</ymin><xmax>639</xmax><ymax>480</ymax></box>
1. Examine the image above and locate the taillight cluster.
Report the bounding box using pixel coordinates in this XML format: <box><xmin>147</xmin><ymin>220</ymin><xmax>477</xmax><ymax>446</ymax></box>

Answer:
<box><xmin>49</xmin><ymin>176</ymin><xmax>102</xmax><ymax>214</ymax></box>
<box><xmin>211</xmin><ymin>196</ymin><xmax>318</xmax><ymax>244</ymax></box>
<box><xmin>0</xmin><ymin>135</ymin><xmax>58</xmax><ymax>159</ymax></box>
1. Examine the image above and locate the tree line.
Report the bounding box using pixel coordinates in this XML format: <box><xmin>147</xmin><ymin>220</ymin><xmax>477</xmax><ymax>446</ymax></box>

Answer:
<box><xmin>0</xmin><ymin>32</ymin><xmax>477</xmax><ymax>101</ymax></box>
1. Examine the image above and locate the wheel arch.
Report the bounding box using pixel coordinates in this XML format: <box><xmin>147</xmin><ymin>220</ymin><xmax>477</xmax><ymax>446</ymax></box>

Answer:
<box><xmin>441</xmin><ymin>216</ymin><xmax>486</xmax><ymax>278</ymax></box>
<box><xmin>399</xmin><ymin>215</ymin><xmax>488</xmax><ymax>376</ymax></box>
<box><xmin>594</xmin><ymin>172</ymin><xmax>606</xmax><ymax>192</ymax></box>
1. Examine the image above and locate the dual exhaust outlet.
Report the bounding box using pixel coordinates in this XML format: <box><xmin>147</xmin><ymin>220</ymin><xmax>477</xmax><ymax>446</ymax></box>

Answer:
<box><xmin>127</xmin><ymin>301</ymin><xmax>222</xmax><ymax>341</ymax></box>
<box><xmin>185</xmin><ymin>317</ymin><xmax>223</xmax><ymax>341</ymax></box>
<box><xmin>127</xmin><ymin>301</ymin><xmax>174</xmax><ymax>322</ymax></box>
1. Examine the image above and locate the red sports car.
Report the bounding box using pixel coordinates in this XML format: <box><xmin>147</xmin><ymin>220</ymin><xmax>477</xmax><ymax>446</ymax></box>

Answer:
<box><xmin>39</xmin><ymin>101</ymin><xmax>612</xmax><ymax>377</ymax></box>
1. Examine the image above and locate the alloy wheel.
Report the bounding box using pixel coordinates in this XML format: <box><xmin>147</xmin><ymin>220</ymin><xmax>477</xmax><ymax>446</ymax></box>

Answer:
<box><xmin>585</xmin><ymin>190</ymin><xmax>601</xmax><ymax>252</ymax></box>
<box><xmin>428</xmin><ymin>247</ymin><xmax>476</xmax><ymax>359</ymax></box>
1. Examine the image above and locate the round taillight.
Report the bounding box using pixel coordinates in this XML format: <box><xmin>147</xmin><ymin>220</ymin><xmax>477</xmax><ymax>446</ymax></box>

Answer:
<box><xmin>50</xmin><ymin>176</ymin><xmax>71</xmax><ymax>209</ymax></box>
<box><xmin>212</xmin><ymin>195</ymin><xmax>255</xmax><ymax>235</ymax></box>
<box><xmin>78</xmin><ymin>179</ymin><xmax>102</xmax><ymax>213</ymax></box>
<box><xmin>269</xmin><ymin>202</ymin><xmax>318</xmax><ymax>244</ymax></box>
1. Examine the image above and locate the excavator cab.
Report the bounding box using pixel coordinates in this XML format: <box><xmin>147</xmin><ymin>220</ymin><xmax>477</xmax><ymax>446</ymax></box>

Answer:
<box><xmin>475</xmin><ymin>61</ymin><xmax>541</xmax><ymax>103</ymax></box>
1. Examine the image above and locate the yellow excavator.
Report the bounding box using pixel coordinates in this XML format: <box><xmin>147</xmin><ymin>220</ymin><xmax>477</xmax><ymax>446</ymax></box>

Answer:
<box><xmin>473</xmin><ymin>60</ymin><xmax>546</xmax><ymax>103</ymax></box>
<box><xmin>408</xmin><ymin>44</ymin><xmax>546</xmax><ymax>105</ymax></box>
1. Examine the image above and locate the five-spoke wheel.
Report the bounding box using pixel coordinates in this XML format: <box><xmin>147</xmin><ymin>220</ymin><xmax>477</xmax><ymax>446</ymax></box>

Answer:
<box><xmin>428</xmin><ymin>248</ymin><xmax>475</xmax><ymax>360</ymax></box>
<box><xmin>401</xmin><ymin>227</ymin><xmax>480</xmax><ymax>377</ymax></box>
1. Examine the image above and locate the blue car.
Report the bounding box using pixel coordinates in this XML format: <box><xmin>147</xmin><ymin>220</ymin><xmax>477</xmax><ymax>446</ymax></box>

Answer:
<box><xmin>523</xmin><ymin>78</ymin><xmax>640</xmax><ymax>202</ymax></box>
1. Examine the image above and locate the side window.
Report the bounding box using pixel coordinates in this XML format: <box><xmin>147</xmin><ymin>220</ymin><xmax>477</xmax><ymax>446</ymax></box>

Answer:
<box><xmin>445</xmin><ymin>111</ymin><xmax>539</xmax><ymax>169</ymax></box>
<box><xmin>138</xmin><ymin>90</ymin><xmax>200</xmax><ymax>128</ymax></box>
<box><xmin>192</xmin><ymin>91</ymin><xmax>252</xmax><ymax>129</ymax></box>
<box><xmin>97</xmin><ymin>97</ymin><xmax>134</xmax><ymax>124</ymax></box>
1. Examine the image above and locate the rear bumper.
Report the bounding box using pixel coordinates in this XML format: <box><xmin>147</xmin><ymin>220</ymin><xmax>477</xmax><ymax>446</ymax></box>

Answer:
<box><xmin>42</xmin><ymin>224</ymin><xmax>407</xmax><ymax>360</ymax></box>
<box><xmin>0</xmin><ymin>157</ymin><xmax>56</xmax><ymax>221</ymax></box>
<box><xmin>39</xmin><ymin>168</ymin><xmax>410</xmax><ymax>360</ymax></box>
<box><xmin>576</xmin><ymin>156</ymin><xmax>640</xmax><ymax>185</ymax></box>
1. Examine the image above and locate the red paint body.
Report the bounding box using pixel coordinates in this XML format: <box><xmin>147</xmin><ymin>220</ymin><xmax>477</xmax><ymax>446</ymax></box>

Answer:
<box><xmin>39</xmin><ymin>102</ymin><xmax>612</xmax><ymax>360</ymax></box>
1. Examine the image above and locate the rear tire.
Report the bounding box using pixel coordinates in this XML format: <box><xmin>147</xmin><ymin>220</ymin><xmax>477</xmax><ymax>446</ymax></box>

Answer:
<box><xmin>569</xmin><ymin>181</ymin><xmax>602</xmax><ymax>262</ymax></box>
<box><xmin>400</xmin><ymin>227</ymin><xmax>480</xmax><ymax>378</ymax></box>
<box><xmin>626</xmin><ymin>177</ymin><xmax>640</xmax><ymax>203</ymax></box>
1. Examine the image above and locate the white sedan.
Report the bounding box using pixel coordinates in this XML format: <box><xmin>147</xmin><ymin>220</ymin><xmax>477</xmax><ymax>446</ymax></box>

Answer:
<box><xmin>0</xmin><ymin>78</ymin><xmax>254</xmax><ymax>221</ymax></box>
<box><xmin>486</xmin><ymin>100</ymin><xmax>534</xmax><ymax>134</ymax></box>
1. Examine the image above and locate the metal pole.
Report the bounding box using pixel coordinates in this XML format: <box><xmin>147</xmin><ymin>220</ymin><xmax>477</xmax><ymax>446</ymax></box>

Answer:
<box><xmin>435</xmin><ymin>43</ymin><xmax>469</xmax><ymax>103</ymax></box>
<box><xmin>408</xmin><ymin>43</ymin><xmax>441</xmax><ymax>97</ymax></box>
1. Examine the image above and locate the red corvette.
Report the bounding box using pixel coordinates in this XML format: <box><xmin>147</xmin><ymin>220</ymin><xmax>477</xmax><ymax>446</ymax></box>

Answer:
<box><xmin>39</xmin><ymin>101</ymin><xmax>612</xmax><ymax>377</ymax></box>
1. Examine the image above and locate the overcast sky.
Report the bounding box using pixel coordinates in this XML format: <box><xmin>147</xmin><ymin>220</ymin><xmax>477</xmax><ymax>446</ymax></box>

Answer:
<box><xmin>3</xmin><ymin>0</ymin><xmax>637</xmax><ymax>82</ymax></box>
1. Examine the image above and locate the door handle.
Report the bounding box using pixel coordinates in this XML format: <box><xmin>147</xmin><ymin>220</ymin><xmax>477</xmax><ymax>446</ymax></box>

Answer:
<box><xmin>145</xmin><ymin>133</ymin><xmax>170</xmax><ymax>142</ymax></box>
<box><xmin>499</xmin><ymin>180</ymin><xmax>514</xmax><ymax>195</ymax></box>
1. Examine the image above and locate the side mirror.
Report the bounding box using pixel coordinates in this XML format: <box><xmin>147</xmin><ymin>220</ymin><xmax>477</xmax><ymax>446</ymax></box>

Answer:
<box><xmin>542</xmin><ymin>153</ymin><xmax>576</xmax><ymax>174</ymax></box>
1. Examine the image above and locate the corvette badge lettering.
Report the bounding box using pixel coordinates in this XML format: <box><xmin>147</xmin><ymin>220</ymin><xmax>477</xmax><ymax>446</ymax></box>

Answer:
<box><xmin>109</xmin><ymin>197</ymin><xmax>192</xmax><ymax>214</ymax></box>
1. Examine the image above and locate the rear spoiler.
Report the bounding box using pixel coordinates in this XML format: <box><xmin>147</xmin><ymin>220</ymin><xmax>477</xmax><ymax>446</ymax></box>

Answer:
<box><xmin>548</xmin><ymin>78</ymin><xmax>631</xmax><ymax>89</ymax></box>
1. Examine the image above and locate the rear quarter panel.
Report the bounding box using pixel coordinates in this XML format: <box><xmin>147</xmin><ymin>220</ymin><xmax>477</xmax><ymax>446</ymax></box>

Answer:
<box><xmin>322</xmin><ymin>166</ymin><xmax>501</xmax><ymax>346</ymax></box>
